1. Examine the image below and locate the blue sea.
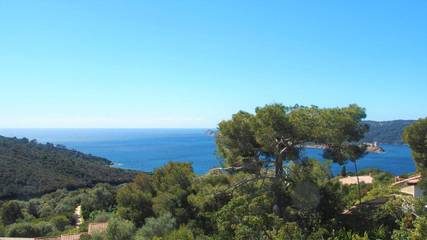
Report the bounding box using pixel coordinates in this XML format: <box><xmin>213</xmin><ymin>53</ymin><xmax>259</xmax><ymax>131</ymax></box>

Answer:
<box><xmin>0</xmin><ymin>129</ymin><xmax>416</xmax><ymax>176</ymax></box>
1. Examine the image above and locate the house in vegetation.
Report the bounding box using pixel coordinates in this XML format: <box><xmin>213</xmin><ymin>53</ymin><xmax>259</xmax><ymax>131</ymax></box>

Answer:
<box><xmin>0</xmin><ymin>238</ymin><xmax>36</xmax><ymax>240</ymax></box>
<box><xmin>339</xmin><ymin>175</ymin><xmax>373</xmax><ymax>185</ymax></box>
<box><xmin>392</xmin><ymin>174</ymin><xmax>423</xmax><ymax>197</ymax></box>
<box><xmin>88</xmin><ymin>223</ymin><xmax>108</xmax><ymax>235</ymax></box>
<box><xmin>0</xmin><ymin>234</ymin><xmax>81</xmax><ymax>240</ymax></box>
<box><xmin>58</xmin><ymin>234</ymin><xmax>82</xmax><ymax>240</ymax></box>
<box><xmin>0</xmin><ymin>223</ymin><xmax>108</xmax><ymax>240</ymax></box>
<box><xmin>342</xmin><ymin>197</ymin><xmax>389</xmax><ymax>215</ymax></box>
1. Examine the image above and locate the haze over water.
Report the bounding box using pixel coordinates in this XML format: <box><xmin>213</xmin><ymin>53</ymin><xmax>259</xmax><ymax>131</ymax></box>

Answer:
<box><xmin>0</xmin><ymin>128</ymin><xmax>415</xmax><ymax>176</ymax></box>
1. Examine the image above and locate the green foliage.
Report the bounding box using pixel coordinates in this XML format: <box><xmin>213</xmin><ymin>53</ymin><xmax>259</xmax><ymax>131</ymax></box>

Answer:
<box><xmin>216</xmin><ymin>188</ymin><xmax>284</xmax><ymax>239</ymax></box>
<box><xmin>364</xmin><ymin>120</ymin><xmax>415</xmax><ymax>144</ymax></box>
<box><xmin>79</xmin><ymin>233</ymin><xmax>93</xmax><ymax>240</ymax></box>
<box><xmin>216</xmin><ymin>111</ymin><xmax>259</xmax><ymax>168</ymax></box>
<box><xmin>273</xmin><ymin>222</ymin><xmax>304</xmax><ymax>239</ymax></box>
<box><xmin>0</xmin><ymin>224</ymin><xmax>5</xmax><ymax>237</ymax></box>
<box><xmin>0</xmin><ymin>135</ymin><xmax>136</xmax><ymax>199</ymax></box>
<box><xmin>91</xmin><ymin>211</ymin><xmax>113</xmax><ymax>223</ymax></box>
<box><xmin>105</xmin><ymin>217</ymin><xmax>135</xmax><ymax>240</ymax></box>
<box><xmin>0</xmin><ymin>200</ymin><xmax>23</xmax><ymax>225</ymax></box>
<box><xmin>252</xmin><ymin>104</ymin><xmax>298</xmax><ymax>157</ymax></box>
<box><xmin>6</xmin><ymin>221</ymin><xmax>55</xmax><ymax>237</ymax></box>
<box><xmin>6</xmin><ymin>222</ymin><xmax>38</xmax><ymax>237</ymax></box>
<box><xmin>134</xmin><ymin>212</ymin><xmax>176</xmax><ymax>240</ymax></box>
<box><xmin>161</xmin><ymin>225</ymin><xmax>195</xmax><ymax>240</ymax></box>
<box><xmin>0</xmin><ymin>104</ymin><xmax>424</xmax><ymax>240</ymax></box>
<box><xmin>286</xmin><ymin>160</ymin><xmax>345</xmax><ymax>233</ymax></box>
<box><xmin>152</xmin><ymin>162</ymin><xmax>194</xmax><ymax>224</ymax></box>
<box><xmin>338</xmin><ymin>197</ymin><xmax>403</xmax><ymax>238</ymax></box>
<box><xmin>410</xmin><ymin>216</ymin><xmax>427</xmax><ymax>240</ymax></box>
<box><xmin>187</xmin><ymin>173</ymin><xmax>231</xmax><ymax>233</ymax></box>
<box><xmin>35</xmin><ymin>221</ymin><xmax>56</xmax><ymax>236</ymax></box>
<box><xmin>81</xmin><ymin>184</ymin><xmax>116</xmax><ymax>220</ymax></box>
<box><xmin>50</xmin><ymin>215</ymin><xmax>70</xmax><ymax>231</ymax></box>
<box><xmin>28</xmin><ymin>199</ymin><xmax>42</xmax><ymax>218</ymax></box>
<box><xmin>216</xmin><ymin>104</ymin><xmax>368</xmax><ymax>226</ymax></box>
<box><xmin>116</xmin><ymin>174</ymin><xmax>155</xmax><ymax>227</ymax></box>
<box><xmin>0</xmin><ymin>160</ymin><xmax>423</xmax><ymax>240</ymax></box>
<box><xmin>89</xmin><ymin>232</ymin><xmax>106</xmax><ymax>240</ymax></box>
<box><xmin>0</xmin><ymin>186</ymin><xmax>119</xmax><ymax>237</ymax></box>
<box><xmin>404</xmin><ymin>118</ymin><xmax>427</xmax><ymax>193</ymax></box>
<box><xmin>404</xmin><ymin>118</ymin><xmax>427</xmax><ymax>168</ymax></box>
<box><xmin>117</xmin><ymin>162</ymin><xmax>195</xmax><ymax>228</ymax></box>
<box><xmin>357</xmin><ymin>168</ymin><xmax>394</xmax><ymax>184</ymax></box>
<box><xmin>217</xmin><ymin>104</ymin><xmax>368</xmax><ymax>170</ymax></box>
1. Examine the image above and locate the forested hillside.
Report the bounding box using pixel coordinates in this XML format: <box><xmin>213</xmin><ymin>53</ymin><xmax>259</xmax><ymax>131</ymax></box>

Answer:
<box><xmin>362</xmin><ymin>120</ymin><xmax>415</xmax><ymax>144</ymax></box>
<box><xmin>0</xmin><ymin>136</ymin><xmax>136</xmax><ymax>199</ymax></box>
<box><xmin>1</xmin><ymin>107</ymin><xmax>426</xmax><ymax>239</ymax></box>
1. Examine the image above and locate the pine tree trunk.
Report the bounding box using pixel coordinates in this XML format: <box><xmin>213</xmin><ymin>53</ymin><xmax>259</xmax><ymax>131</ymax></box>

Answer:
<box><xmin>275</xmin><ymin>154</ymin><xmax>284</xmax><ymax>177</ymax></box>
<box><xmin>273</xmin><ymin>152</ymin><xmax>285</xmax><ymax>217</ymax></box>
<box><xmin>354</xmin><ymin>160</ymin><xmax>362</xmax><ymax>204</ymax></box>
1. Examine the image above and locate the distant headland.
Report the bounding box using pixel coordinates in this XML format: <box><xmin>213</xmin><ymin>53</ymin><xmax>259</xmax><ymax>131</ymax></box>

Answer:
<box><xmin>206</xmin><ymin>119</ymin><xmax>414</xmax><ymax>145</ymax></box>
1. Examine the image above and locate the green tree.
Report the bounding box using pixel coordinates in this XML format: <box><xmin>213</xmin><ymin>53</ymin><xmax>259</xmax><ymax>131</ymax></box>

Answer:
<box><xmin>6</xmin><ymin>222</ymin><xmax>38</xmax><ymax>237</ymax></box>
<box><xmin>0</xmin><ymin>201</ymin><xmax>23</xmax><ymax>225</ymax></box>
<box><xmin>81</xmin><ymin>184</ymin><xmax>116</xmax><ymax>220</ymax></box>
<box><xmin>134</xmin><ymin>212</ymin><xmax>176</xmax><ymax>240</ymax></box>
<box><xmin>116</xmin><ymin>173</ymin><xmax>155</xmax><ymax>227</ymax></box>
<box><xmin>410</xmin><ymin>216</ymin><xmax>427</xmax><ymax>240</ymax></box>
<box><xmin>0</xmin><ymin>135</ymin><xmax>135</xmax><ymax>199</ymax></box>
<box><xmin>187</xmin><ymin>174</ymin><xmax>231</xmax><ymax>234</ymax></box>
<box><xmin>151</xmin><ymin>162</ymin><xmax>195</xmax><ymax>224</ymax></box>
<box><xmin>403</xmin><ymin>118</ymin><xmax>427</xmax><ymax>168</ymax></box>
<box><xmin>274</xmin><ymin>222</ymin><xmax>304</xmax><ymax>240</ymax></box>
<box><xmin>315</xmin><ymin>105</ymin><xmax>368</xmax><ymax>203</ymax></box>
<box><xmin>28</xmin><ymin>199</ymin><xmax>42</xmax><ymax>218</ymax></box>
<box><xmin>105</xmin><ymin>217</ymin><xmax>135</xmax><ymax>240</ymax></box>
<box><xmin>79</xmin><ymin>233</ymin><xmax>94</xmax><ymax>240</ymax></box>
<box><xmin>91</xmin><ymin>211</ymin><xmax>113</xmax><ymax>223</ymax></box>
<box><xmin>34</xmin><ymin>221</ymin><xmax>56</xmax><ymax>236</ymax></box>
<box><xmin>216</xmin><ymin>192</ymin><xmax>283</xmax><ymax>240</ymax></box>
<box><xmin>162</xmin><ymin>225</ymin><xmax>195</xmax><ymax>240</ymax></box>
<box><xmin>50</xmin><ymin>215</ymin><xmax>70</xmax><ymax>231</ymax></box>
<box><xmin>216</xmin><ymin>104</ymin><xmax>368</xmax><ymax>212</ymax></box>
<box><xmin>403</xmin><ymin>118</ymin><xmax>427</xmax><ymax>193</ymax></box>
<box><xmin>6</xmin><ymin>221</ymin><xmax>55</xmax><ymax>237</ymax></box>
<box><xmin>0</xmin><ymin>224</ymin><xmax>5</xmax><ymax>237</ymax></box>
<box><xmin>216</xmin><ymin>111</ymin><xmax>260</xmax><ymax>171</ymax></box>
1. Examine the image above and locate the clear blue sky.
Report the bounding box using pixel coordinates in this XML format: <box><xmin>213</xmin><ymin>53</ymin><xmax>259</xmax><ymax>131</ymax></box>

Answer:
<box><xmin>0</xmin><ymin>0</ymin><xmax>426</xmax><ymax>128</ymax></box>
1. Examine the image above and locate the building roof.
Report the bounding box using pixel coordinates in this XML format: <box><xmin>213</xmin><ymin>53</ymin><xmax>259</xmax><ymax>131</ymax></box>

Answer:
<box><xmin>339</xmin><ymin>175</ymin><xmax>373</xmax><ymax>185</ymax></box>
<box><xmin>88</xmin><ymin>223</ymin><xmax>108</xmax><ymax>235</ymax></box>
<box><xmin>392</xmin><ymin>174</ymin><xmax>421</xmax><ymax>186</ymax></box>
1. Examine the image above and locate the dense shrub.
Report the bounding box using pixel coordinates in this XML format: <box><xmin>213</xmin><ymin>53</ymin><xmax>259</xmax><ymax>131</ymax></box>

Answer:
<box><xmin>162</xmin><ymin>225</ymin><xmax>195</xmax><ymax>240</ymax></box>
<box><xmin>50</xmin><ymin>215</ymin><xmax>70</xmax><ymax>231</ymax></box>
<box><xmin>0</xmin><ymin>135</ymin><xmax>135</xmax><ymax>198</ymax></box>
<box><xmin>134</xmin><ymin>212</ymin><xmax>176</xmax><ymax>240</ymax></box>
<box><xmin>0</xmin><ymin>201</ymin><xmax>23</xmax><ymax>225</ymax></box>
<box><xmin>105</xmin><ymin>217</ymin><xmax>135</xmax><ymax>240</ymax></box>
<box><xmin>5</xmin><ymin>222</ymin><xmax>54</xmax><ymax>237</ymax></box>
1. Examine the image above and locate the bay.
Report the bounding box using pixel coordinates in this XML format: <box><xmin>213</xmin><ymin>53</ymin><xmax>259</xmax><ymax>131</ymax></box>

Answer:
<box><xmin>0</xmin><ymin>128</ymin><xmax>416</xmax><ymax>176</ymax></box>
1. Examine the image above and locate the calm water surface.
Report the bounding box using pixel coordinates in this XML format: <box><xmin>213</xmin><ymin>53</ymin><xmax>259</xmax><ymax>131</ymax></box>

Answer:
<box><xmin>0</xmin><ymin>129</ymin><xmax>416</xmax><ymax>176</ymax></box>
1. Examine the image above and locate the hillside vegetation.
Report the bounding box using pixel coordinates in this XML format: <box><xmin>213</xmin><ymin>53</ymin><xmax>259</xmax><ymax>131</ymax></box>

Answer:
<box><xmin>0</xmin><ymin>136</ymin><xmax>136</xmax><ymax>199</ymax></box>
<box><xmin>0</xmin><ymin>106</ymin><xmax>426</xmax><ymax>239</ymax></box>
<box><xmin>362</xmin><ymin>120</ymin><xmax>415</xmax><ymax>144</ymax></box>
